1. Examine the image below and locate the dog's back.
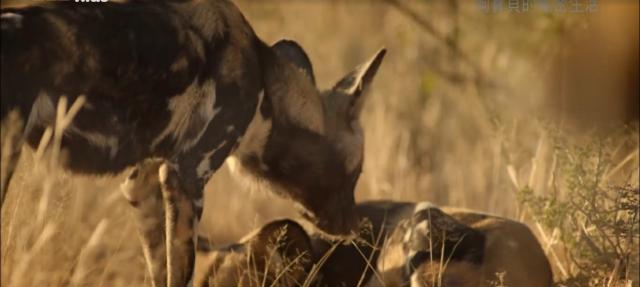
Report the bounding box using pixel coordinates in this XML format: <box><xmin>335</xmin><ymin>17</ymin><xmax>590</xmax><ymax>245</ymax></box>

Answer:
<box><xmin>442</xmin><ymin>207</ymin><xmax>554</xmax><ymax>287</ymax></box>
<box><xmin>1</xmin><ymin>0</ymin><xmax>261</xmax><ymax>174</ymax></box>
<box><xmin>372</xmin><ymin>204</ymin><xmax>553</xmax><ymax>287</ymax></box>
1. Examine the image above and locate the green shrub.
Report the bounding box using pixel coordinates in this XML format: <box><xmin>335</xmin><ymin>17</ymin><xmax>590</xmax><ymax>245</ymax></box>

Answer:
<box><xmin>516</xmin><ymin>129</ymin><xmax>639</xmax><ymax>287</ymax></box>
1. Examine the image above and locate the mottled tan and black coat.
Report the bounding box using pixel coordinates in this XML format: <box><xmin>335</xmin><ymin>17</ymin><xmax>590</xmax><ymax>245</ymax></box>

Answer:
<box><xmin>1</xmin><ymin>1</ymin><xmax>386</xmax><ymax>286</ymax></box>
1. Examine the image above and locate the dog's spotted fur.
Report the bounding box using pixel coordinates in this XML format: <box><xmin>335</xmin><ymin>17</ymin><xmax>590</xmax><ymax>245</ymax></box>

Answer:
<box><xmin>373</xmin><ymin>204</ymin><xmax>554</xmax><ymax>287</ymax></box>
<box><xmin>120</xmin><ymin>160</ymin><xmax>167</xmax><ymax>286</ymax></box>
<box><xmin>195</xmin><ymin>201</ymin><xmax>553</xmax><ymax>287</ymax></box>
<box><xmin>1</xmin><ymin>1</ymin><xmax>386</xmax><ymax>285</ymax></box>
<box><xmin>121</xmin><ymin>159</ymin><xmax>197</xmax><ymax>287</ymax></box>
<box><xmin>195</xmin><ymin>219</ymin><xmax>313</xmax><ymax>287</ymax></box>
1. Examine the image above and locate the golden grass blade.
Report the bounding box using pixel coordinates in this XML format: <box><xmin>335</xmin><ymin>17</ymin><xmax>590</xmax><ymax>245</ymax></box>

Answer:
<box><xmin>603</xmin><ymin>150</ymin><xmax>639</xmax><ymax>183</ymax></box>
<box><xmin>1</xmin><ymin>183</ymin><xmax>25</xmax><ymax>268</ymax></box>
<box><xmin>97</xmin><ymin>219</ymin><xmax>131</xmax><ymax>287</ymax></box>
<box><xmin>534</xmin><ymin>222</ymin><xmax>568</xmax><ymax>279</ymax></box>
<box><xmin>50</xmin><ymin>96</ymin><xmax>86</xmax><ymax>167</ymax></box>
<box><xmin>349</xmin><ymin>239</ymin><xmax>385</xmax><ymax>286</ymax></box>
<box><xmin>10</xmin><ymin>223</ymin><xmax>56</xmax><ymax>287</ymax></box>
<box><xmin>34</xmin><ymin>127</ymin><xmax>53</xmax><ymax>160</ymax></box>
<box><xmin>301</xmin><ymin>241</ymin><xmax>339</xmax><ymax>287</ymax></box>
<box><xmin>35</xmin><ymin>177</ymin><xmax>52</xmax><ymax>227</ymax></box>
<box><xmin>268</xmin><ymin>251</ymin><xmax>309</xmax><ymax>287</ymax></box>
<box><xmin>62</xmin><ymin>96</ymin><xmax>86</xmax><ymax>130</ymax></box>
<box><xmin>507</xmin><ymin>165</ymin><xmax>520</xmax><ymax>190</ymax></box>
<box><xmin>70</xmin><ymin>219</ymin><xmax>109</xmax><ymax>286</ymax></box>
<box><xmin>355</xmin><ymin>217</ymin><xmax>386</xmax><ymax>287</ymax></box>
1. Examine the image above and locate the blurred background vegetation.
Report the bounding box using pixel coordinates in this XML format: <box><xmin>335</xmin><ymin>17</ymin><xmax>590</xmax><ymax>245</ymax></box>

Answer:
<box><xmin>1</xmin><ymin>0</ymin><xmax>638</xmax><ymax>286</ymax></box>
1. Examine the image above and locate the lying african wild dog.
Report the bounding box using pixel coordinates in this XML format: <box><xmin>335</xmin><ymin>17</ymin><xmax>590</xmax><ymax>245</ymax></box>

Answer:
<box><xmin>197</xmin><ymin>201</ymin><xmax>553</xmax><ymax>287</ymax></box>
<box><xmin>1</xmin><ymin>0</ymin><xmax>385</xmax><ymax>285</ymax></box>
<box><xmin>195</xmin><ymin>219</ymin><xmax>314</xmax><ymax>287</ymax></box>
<box><xmin>371</xmin><ymin>203</ymin><xmax>553</xmax><ymax>287</ymax></box>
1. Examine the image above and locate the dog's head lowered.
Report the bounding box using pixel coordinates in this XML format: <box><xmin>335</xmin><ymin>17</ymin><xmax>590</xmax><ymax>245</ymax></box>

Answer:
<box><xmin>233</xmin><ymin>40</ymin><xmax>386</xmax><ymax>237</ymax></box>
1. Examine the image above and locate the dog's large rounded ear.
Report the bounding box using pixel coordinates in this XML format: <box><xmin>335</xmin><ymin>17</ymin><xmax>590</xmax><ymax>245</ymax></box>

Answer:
<box><xmin>272</xmin><ymin>39</ymin><xmax>316</xmax><ymax>85</ymax></box>
<box><xmin>332</xmin><ymin>48</ymin><xmax>386</xmax><ymax>119</ymax></box>
<box><xmin>248</xmin><ymin>219</ymin><xmax>314</xmax><ymax>266</ymax></box>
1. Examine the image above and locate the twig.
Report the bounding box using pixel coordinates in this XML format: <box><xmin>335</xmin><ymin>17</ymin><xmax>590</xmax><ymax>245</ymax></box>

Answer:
<box><xmin>381</xmin><ymin>0</ymin><xmax>485</xmax><ymax>83</ymax></box>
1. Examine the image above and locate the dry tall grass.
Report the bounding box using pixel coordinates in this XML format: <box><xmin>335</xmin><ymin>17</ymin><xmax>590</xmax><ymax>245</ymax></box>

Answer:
<box><xmin>1</xmin><ymin>1</ymin><xmax>638</xmax><ymax>286</ymax></box>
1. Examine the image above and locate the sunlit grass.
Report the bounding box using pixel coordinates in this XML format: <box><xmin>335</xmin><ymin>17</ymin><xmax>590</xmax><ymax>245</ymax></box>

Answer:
<box><xmin>1</xmin><ymin>1</ymin><xmax>638</xmax><ymax>286</ymax></box>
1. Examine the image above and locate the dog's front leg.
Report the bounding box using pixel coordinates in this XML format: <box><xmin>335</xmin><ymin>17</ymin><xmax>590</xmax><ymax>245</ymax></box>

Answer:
<box><xmin>121</xmin><ymin>159</ymin><xmax>168</xmax><ymax>287</ymax></box>
<box><xmin>158</xmin><ymin>162</ymin><xmax>196</xmax><ymax>287</ymax></box>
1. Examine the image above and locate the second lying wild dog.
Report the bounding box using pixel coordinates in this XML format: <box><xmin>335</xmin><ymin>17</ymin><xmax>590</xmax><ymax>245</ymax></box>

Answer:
<box><xmin>372</xmin><ymin>203</ymin><xmax>553</xmax><ymax>287</ymax></box>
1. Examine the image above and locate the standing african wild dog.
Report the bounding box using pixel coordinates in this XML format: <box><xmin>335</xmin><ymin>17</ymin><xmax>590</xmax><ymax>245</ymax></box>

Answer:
<box><xmin>0</xmin><ymin>0</ymin><xmax>386</xmax><ymax>286</ymax></box>
<box><xmin>197</xmin><ymin>201</ymin><xmax>553</xmax><ymax>287</ymax></box>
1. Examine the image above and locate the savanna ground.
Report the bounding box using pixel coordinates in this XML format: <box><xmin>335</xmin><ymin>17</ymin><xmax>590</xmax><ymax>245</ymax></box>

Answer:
<box><xmin>1</xmin><ymin>1</ymin><xmax>638</xmax><ymax>286</ymax></box>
